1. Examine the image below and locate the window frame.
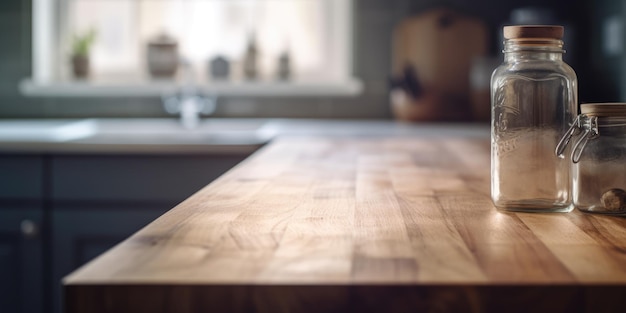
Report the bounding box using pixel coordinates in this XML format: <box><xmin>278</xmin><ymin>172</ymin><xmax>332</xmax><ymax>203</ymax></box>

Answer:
<box><xmin>26</xmin><ymin>0</ymin><xmax>362</xmax><ymax>97</ymax></box>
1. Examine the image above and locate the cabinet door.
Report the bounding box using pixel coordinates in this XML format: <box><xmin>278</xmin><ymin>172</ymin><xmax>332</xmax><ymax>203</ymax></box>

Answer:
<box><xmin>52</xmin><ymin>207</ymin><xmax>169</xmax><ymax>313</ymax></box>
<box><xmin>0</xmin><ymin>208</ymin><xmax>43</xmax><ymax>313</ymax></box>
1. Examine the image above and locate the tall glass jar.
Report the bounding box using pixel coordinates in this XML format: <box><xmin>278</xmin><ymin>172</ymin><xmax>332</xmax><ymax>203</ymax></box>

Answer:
<box><xmin>490</xmin><ymin>25</ymin><xmax>577</xmax><ymax>212</ymax></box>
<box><xmin>556</xmin><ymin>103</ymin><xmax>626</xmax><ymax>215</ymax></box>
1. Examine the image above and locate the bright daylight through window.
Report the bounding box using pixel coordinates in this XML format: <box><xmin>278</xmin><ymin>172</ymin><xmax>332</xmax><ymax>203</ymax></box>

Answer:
<box><xmin>32</xmin><ymin>0</ymin><xmax>354</xmax><ymax>87</ymax></box>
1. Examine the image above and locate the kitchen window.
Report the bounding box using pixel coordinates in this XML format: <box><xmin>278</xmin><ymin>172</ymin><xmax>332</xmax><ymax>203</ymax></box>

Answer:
<box><xmin>24</xmin><ymin>0</ymin><xmax>361</xmax><ymax>97</ymax></box>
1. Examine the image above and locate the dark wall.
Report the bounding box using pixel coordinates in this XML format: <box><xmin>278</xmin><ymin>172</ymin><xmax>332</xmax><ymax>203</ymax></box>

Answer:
<box><xmin>0</xmin><ymin>0</ymin><xmax>609</xmax><ymax>119</ymax></box>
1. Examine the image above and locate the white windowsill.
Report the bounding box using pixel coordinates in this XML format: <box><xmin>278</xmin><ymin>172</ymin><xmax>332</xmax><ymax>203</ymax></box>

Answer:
<box><xmin>19</xmin><ymin>78</ymin><xmax>364</xmax><ymax>98</ymax></box>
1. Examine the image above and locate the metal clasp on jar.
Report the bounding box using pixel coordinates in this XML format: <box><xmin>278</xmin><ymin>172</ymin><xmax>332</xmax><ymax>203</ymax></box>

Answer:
<box><xmin>555</xmin><ymin>114</ymin><xmax>599</xmax><ymax>163</ymax></box>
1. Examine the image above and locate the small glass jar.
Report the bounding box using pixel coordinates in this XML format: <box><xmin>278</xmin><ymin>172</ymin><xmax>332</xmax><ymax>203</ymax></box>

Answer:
<box><xmin>556</xmin><ymin>103</ymin><xmax>626</xmax><ymax>214</ymax></box>
<box><xmin>491</xmin><ymin>25</ymin><xmax>577</xmax><ymax>212</ymax></box>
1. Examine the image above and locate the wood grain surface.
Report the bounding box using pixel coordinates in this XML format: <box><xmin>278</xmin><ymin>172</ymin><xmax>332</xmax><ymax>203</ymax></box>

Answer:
<box><xmin>64</xmin><ymin>137</ymin><xmax>626</xmax><ymax>313</ymax></box>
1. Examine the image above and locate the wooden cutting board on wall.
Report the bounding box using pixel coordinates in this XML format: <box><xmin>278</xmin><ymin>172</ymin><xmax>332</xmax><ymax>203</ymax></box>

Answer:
<box><xmin>391</xmin><ymin>8</ymin><xmax>488</xmax><ymax>121</ymax></box>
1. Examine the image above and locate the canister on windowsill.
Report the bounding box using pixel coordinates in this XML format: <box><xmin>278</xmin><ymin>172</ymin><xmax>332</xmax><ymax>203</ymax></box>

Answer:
<box><xmin>209</xmin><ymin>55</ymin><xmax>230</xmax><ymax>80</ymax></box>
<box><xmin>556</xmin><ymin>103</ymin><xmax>626</xmax><ymax>215</ymax></box>
<box><xmin>243</xmin><ymin>33</ymin><xmax>258</xmax><ymax>80</ymax></box>
<box><xmin>147</xmin><ymin>33</ymin><xmax>179</xmax><ymax>79</ymax></box>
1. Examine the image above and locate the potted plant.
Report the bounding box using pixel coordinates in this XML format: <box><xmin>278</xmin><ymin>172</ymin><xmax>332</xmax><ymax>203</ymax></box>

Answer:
<box><xmin>70</xmin><ymin>29</ymin><xmax>96</xmax><ymax>79</ymax></box>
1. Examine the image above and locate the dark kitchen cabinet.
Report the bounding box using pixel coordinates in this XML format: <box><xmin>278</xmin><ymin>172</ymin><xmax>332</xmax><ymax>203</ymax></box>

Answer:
<box><xmin>0</xmin><ymin>155</ymin><xmax>44</xmax><ymax>200</ymax></box>
<box><xmin>50</xmin><ymin>155</ymin><xmax>243</xmax><ymax>203</ymax></box>
<box><xmin>0</xmin><ymin>152</ymin><xmax>247</xmax><ymax>313</ymax></box>
<box><xmin>0</xmin><ymin>155</ymin><xmax>45</xmax><ymax>313</ymax></box>
<box><xmin>49</xmin><ymin>154</ymin><xmax>246</xmax><ymax>313</ymax></box>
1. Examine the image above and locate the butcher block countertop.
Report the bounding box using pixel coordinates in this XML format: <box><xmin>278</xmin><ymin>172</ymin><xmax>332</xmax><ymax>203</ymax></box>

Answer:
<box><xmin>64</xmin><ymin>135</ymin><xmax>626</xmax><ymax>313</ymax></box>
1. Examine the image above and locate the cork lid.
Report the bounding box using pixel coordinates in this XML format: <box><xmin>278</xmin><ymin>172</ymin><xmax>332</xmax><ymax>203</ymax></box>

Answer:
<box><xmin>503</xmin><ymin>25</ymin><xmax>564</xmax><ymax>39</ymax></box>
<box><xmin>581</xmin><ymin>103</ymin><xmax>626</xmax><ymax>117</ymax></box>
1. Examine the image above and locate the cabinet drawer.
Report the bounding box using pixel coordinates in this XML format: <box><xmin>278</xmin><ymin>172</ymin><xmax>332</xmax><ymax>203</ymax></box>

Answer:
<box><xmin>52</xmin><ymin>155</ymin><xmax>245</xmax><ymax>203</ymax></box>
<box><xmin>0</xmin><ymin>155</ymin><xmax>43</xmax><ymax>200</ymax></box>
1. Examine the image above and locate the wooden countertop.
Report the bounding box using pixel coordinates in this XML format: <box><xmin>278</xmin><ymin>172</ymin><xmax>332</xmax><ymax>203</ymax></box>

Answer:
<box><xmin>64</xmin><ymin>136</ymin><xmax>626</xmax><ymax>313</ymax></box>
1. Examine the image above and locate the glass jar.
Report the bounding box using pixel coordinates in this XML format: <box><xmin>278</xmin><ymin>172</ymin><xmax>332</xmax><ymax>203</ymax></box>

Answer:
<box><xmin>491</xmin><ymin>25</ymin><xmax>577</xmax><ymax>212</ymax></box>
<box><xmin>556</xmin><ymin>103</ymin><xmax>626</xmax><ymax>215</ymax></box>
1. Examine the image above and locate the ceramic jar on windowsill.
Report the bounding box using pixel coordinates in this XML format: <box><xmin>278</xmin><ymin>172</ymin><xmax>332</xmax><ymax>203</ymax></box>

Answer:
<box><xmin>147</xmin><ymin>34</ymin><xmax>179</xmax><ymax>79</ymax></box>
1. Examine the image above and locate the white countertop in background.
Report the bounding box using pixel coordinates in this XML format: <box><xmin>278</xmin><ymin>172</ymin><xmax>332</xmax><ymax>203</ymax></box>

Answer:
<box><xmin>0</xmin><ymin>118</ymin><xmax>489</xmax><ymax>155</ymax></box>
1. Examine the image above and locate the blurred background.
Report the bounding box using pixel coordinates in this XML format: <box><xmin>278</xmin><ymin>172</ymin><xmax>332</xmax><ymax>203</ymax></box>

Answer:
<box><xmin>0</xmin><ymin>1</ymin><xmax>624</xmax><ymax>313</ymax></box>
<box><xmin>1</xmin><ymin>0</ymin><xmax>617</xmax><ymax>121</ymax></box>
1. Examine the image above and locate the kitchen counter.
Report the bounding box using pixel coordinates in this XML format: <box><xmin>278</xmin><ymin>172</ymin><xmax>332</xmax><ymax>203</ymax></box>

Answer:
<box><xmin>0</xmin><ymin>118</ymin><xmax>487</xmax><ymax>154</ymax></box>
<box><xmin>0</xmin><ymin>118</ymin><xmax>272</xmax><ymax>155</ymax></box>
<box><xmin>64</xmin><ymin>132</ymin><xmax>626</xmax><ymax>313</ymax></box>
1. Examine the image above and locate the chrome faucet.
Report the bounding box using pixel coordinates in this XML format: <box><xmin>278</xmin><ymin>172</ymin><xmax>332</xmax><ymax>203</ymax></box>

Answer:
<box><xmin>162</xmin><ymin>59</ymin><xmax>216</xmax><ymax>129</ymax></box>
<box><xmin>162</xmin><ymin>89</ymin><xmax>216</xmax><ymax>129</ymax></box>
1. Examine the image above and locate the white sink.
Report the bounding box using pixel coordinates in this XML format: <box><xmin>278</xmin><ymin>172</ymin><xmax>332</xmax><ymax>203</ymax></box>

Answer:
<box><xmin>71</xmin><ymin>118</ymin><xmax>274</xmax><ymax>145</ymax></box>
